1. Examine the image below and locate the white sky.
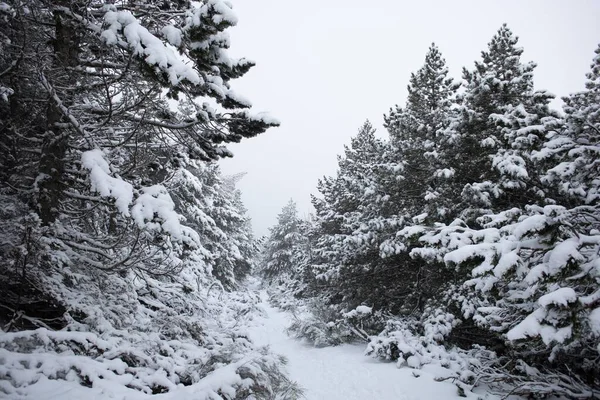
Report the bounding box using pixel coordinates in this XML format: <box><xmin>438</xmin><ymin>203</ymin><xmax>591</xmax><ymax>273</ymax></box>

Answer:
<box><xmin>220</xmin><ymin>0</ymin><xmax>600</xmax><ymax>237</ymax></box>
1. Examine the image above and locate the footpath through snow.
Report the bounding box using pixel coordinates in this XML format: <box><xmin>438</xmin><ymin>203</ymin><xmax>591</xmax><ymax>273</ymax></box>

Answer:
<box><xmin>248</xmin><ymin>292</ymin><xmax>492</xmax><ymax>400</ymax></box>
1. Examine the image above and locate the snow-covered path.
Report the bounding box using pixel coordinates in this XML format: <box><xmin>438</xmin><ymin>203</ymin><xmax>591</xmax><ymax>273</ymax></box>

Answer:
<box><xmin>248</xmin><ymin>293</ymin><xmax>483</xmax><ymax>400</ymax></box>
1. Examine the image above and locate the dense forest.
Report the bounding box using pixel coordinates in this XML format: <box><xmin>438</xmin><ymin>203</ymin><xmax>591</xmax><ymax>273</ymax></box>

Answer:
<box><xmin>261</xmin><ymin>26</ymin><xmax>600</xmax><ymax>398</ymax></box>
<box><xmin>0</xmin><ymin>0</ymin><xmax>598</xmax><ymax>399</ymax></box>
<box><xmin>0</xmin><ymin>0</ymin><xmax>303</xmax><ymax>398</ymax></box>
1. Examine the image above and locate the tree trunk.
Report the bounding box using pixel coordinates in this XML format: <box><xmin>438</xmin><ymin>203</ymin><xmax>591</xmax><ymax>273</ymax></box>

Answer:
<box><xmin>38</xmin><ymin>4</ymin><xmax>80</xmax><ymax>225</ymax></box>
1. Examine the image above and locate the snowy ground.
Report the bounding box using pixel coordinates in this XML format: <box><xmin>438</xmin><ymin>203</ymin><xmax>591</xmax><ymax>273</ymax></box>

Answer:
<box><xmin>248</xmin><ymin>292</ymin><xmax>492</xmax><ymax>400</ymax></box>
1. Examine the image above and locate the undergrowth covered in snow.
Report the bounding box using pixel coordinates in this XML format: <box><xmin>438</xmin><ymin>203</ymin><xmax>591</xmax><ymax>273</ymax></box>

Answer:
<box><xmin>0</xmin><ymin>274</ymin><xmax>300</xmax><ymax>399</ymax></box>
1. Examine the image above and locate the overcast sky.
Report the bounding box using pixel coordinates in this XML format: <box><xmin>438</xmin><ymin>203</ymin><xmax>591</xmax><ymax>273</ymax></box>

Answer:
<box><xmin>219</xmin><ymin>0</ymin><xmax>600</xmax><ymax>237</ymax></box>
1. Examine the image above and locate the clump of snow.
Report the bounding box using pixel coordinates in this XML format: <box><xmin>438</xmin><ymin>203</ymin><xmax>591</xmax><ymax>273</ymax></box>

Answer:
<box><xmin>131</xmin><ymin>185</ymin><xmax>181</xmax><ymax>234</ymax></box>
<box><xmin>343</xmin><ymin>305</ymin><xmax>372</xmax><ymax>319</ymax></box>
<box><xmin>208</xmin><ymin>0</ymin><xmax>238</xmax><ymax>25</ymax></box>
<box><xmin>506</xmin><ymin>308</ymin><xmax>573</xmax><ymax>345</ymax></box>
<box><xmin>131</xmin><ymin>185</ymin><xmax>199</xmax><ymax>246</ymax></box>
<box><xmin>81</xmin><ymin>151</ymin><xmax>199</xmax><ymax>246</ymax></box>
<box><xmin>162</xmin><ymin>25</ymin><xmax>182</xmax><ymax>47</ymax></box>
<box><xmin>0</xmin><ymin>86</ymin><xmax>14</xmax><ymax>102</ymax></box>
<box><xmin>81</xmin><ymin>149</ymin><xmax>133</xmax><ymax>215</ymax></box>
<box><xmin>547</xmin><ymin>239</ymin><xmax>584</xmax><ymax>275</ymax></box>
<box><xmin>0</xmin><ymin>2</ymin><xmax>14</xmax><ymax>14</ymax></box>
<box><xmin>434</xmin><ymin>168</ymin><xmax>455</xmax><ymax>178</ymax></box>
<box><xmin>240</xmin><ymin>110</ymin><xmax>281</xmax><ymax>126</ymax></box>
<box><xmin>538</xmin><ymin>287</ymin><xmax>577</xmax><ymax>308</ymax></box>
<box><xmin>511</xmin><ymin>213</ymin><xmax>547</xmax><ymax>239</ymax></box>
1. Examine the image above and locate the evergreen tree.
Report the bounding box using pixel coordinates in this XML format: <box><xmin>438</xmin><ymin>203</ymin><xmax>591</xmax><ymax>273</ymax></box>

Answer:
<box><xmin>282</xmin><ymin>32</ymin><xmax>600</xmax><ymax>399</ymax></box>
<box><xmin>0</xmin><ymin>2</ymin><xmax>299</xmax><ymax>397</ymax></box>
<box><xmin>384</xmin><ymin>44</ymin><xmax>459</xmax><ymax>221</ymax></box>
<box><xmin>444</xmin><ymin>24</ymin><xmax>559</xmax><ymax>222</ymax></box>
<box><xmin>168</xmin><ymin>161</ymin><xmax>257</xmax><ymax>288</ymax></box>
<box><xmin>399</xmin><ymin>41</ymin><xmax>600</xmax><ymax>396</ymax></box>
<box><xmin>262</xmin><ymin>199</ymin><xmax>304</xmax><ymax>282</ymax></box>
<box><xmin>0</xmin><ymin>0</ymin><xmax>278</xmax><ymax>320</ymax></box>
<box><xmin>537</xmin><ymin>44</ymin><xmax>600</xmax><ymax>205</ymax></box>
<box><xmin>311</xmin><ymin>121</ymin><xmax>390</xmax><ymax>311</ymax></box>
<box><xmin>376</xmin><ymin>46</ymin><xmax>458</xmax><ymax>315</ymax></box>
<box><xmin>490</xmin><ymin>43</ymin><xmax>600</xmax><ymax>387</ymax></box>
<box><xmin>229</xmin><ymin>188</ymin><xmax>260</xmax><ymax>282</ymax></box>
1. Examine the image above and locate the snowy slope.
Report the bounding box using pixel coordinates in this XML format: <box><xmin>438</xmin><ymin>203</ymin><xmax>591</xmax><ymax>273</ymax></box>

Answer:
<box><xmin>249</xmin><ymin>292</ymin><xmax>494</xmax><ymax>400</ymax></box>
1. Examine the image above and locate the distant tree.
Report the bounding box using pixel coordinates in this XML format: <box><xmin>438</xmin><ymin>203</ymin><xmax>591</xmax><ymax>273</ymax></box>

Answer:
<box><xmin>224</xmin><ymin>173</ymin><xmax>261</xmax><ymax>283</ymax></box>
<box><xmin>262</xmin><ymin>199</ymin><xmax>304</xmax><ymax>281</ymax></box>
<box><xmin>168</xmin><ymin>162</ymin><xmax>258</xmax><ymax>288</ymax></box>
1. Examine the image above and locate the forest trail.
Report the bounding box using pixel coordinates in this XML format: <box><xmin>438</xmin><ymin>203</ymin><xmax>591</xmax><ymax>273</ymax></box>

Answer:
<box><xmin>248</xmin><ymin>292</ymin><xmax>483</xmax><ymax>400</ymax></box>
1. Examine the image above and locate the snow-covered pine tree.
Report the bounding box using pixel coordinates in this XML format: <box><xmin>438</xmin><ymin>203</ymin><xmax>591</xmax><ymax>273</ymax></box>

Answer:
<box><xmin>0</xmin><ymin>0</ymin><xmax>278</xmax><ymax>324</ymax></box>
<box><xmin>310</xmin><ymin>121</ymin><xmax>391</xmax><ymax>312</ymax></box>
<box><xmin>375</xmin><ymin>46</ymin><xmax>459</xmax><ymax>316</ymax></box>
<box><xmin>537</xmin><ymin>43</ymin><xmax>600</xmax><ymax>206</ymax></box>
<box><xmin>290</xmin><ymin>216</ymin><xmax>319</xmax><ymax>296</ymax></box>
<box><xmin>168</xmin><ymin>160</ymin><xmax>258</xmax><ymax>289</ymax></box>
<box><xmin>262</xmin><ymin>199</ymin><xmax>305</xmax><ymax>282</ymax></box>
<box><xmin>222</xmin><ymin>172</ymin><xmax>260</xmax><ymax>283</ymax></box>
<box><xmin>263</xmin><ymin>213</ymin><xmax>318</xmax><ymax>311</ymax></box>
<box><xmin>380</xmin><ymin>26</ymin><xmax>561</xmax><ymax>337</ymax></box>
<box><xmin>375</xmin><ymin>23</ymin><xmax>565</xmax><ymax>359</ymax></box>
<box><xmin>204</xmin><ymin>169</ymin><xmax>253</xmax><ymax>288</ymax></box>
<box><xmin>398</xmin><ymin>41</ymin><xmax>600</xmax><ymax>398</ymax></box>
<box><xmin>487</xmin><ymin>43</ymin><xmax>600</xmax><ymax>394</ymax></box>
<box><xmin>383</xmin><ymin>43</ymin><xmax>459</xmax><ymax>223</ymax></box>
<box><xmin>444</xmin><ymin>24</ymin><xmax>559</xmax><ymax>222</ymax></box>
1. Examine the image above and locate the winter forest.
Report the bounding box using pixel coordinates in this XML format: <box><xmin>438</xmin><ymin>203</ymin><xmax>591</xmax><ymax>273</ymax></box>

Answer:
<box><xmin>0</xmin><ymin>0</ymin><xmax>599</xmax><ymax>399</ymax></box>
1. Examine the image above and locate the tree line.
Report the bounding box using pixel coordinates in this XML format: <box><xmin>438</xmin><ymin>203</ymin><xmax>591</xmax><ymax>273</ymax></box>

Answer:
<box><xmin>261</xmin><ymin>25</ymin><xmax>600</xmax><ymax>398</ymax></box>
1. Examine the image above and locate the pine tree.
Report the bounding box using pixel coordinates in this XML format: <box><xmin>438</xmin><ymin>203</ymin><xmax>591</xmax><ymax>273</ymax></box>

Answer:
<box><xmin>277</xmin><ymin>31</ymin><xmax>600</xmax><ymax>399</ymax></box>
<box><xmin>383</xmin><ymin>43</ymin><xmax>459</xmax><ymax>220</ymax></box>
<box><xmin>386</xmin><ymin>44</ymin><xmax>456</xmax><ymax>134</ymax></box>
<box><xmin>537</xmin><ymin>44</ymin><xmax>600</xmax><ymax>205</ymax></box>
<box><xmin>493</xmin><ymin>43</ymin><xmax>600</xmax><ymax>387</ymax></box>
<box><xmin>262</xmin><ymin>199</ymin><xmax>304</xmax><ymax>282</ymax></box>
<box><xmin>0</xmin><ymin>3</ymin><xmax>297</xmax><ymax>397</ymax></box>
<box><xmin>0</xmin><ymin>0</ymin><xmax>278</xmax><ymax>318</ymax></box>
<box><xmin>311</xmin><ymin>121</ymin><xmax>390</xmax><ymax>311</ymax></box>
<box><xmin>405</xmin><ymin>42</ymin><xmax>600</xmax><ymax>396</ymax></box>
<box><xmin>229</xmin><ymin>188</ymin><xmax>260</xmax><ymax>282</ymax></box>
<box><xmin>168</xmin><ymin>161</ymin><xmax>257</xmax><ymax>288</ymax></box>
<box><xmin>444</xmin><ymin>24</ymin><xmax>559</xmax><ymax>222</ymax></box>
<box><xmin>376</xmin><ymin>46</ymin><xmax>458</xmax><ymax>314</ymax></box>
<box><xmin>0</xmin><ymin>0</ymin><xmax>276</xmax><ymax>364</ymax></box>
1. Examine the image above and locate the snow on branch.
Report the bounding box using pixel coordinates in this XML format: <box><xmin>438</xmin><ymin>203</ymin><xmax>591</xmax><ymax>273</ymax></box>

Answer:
<box><xmin>81</xmin><ymin>149</ymin><xmax>133</xmax><ymax>215</ymax></box>
<box><xmin>101</xmin><ymin>10</ymin><xmax>202</xmax><ymax>86</ymax></box>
